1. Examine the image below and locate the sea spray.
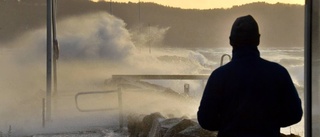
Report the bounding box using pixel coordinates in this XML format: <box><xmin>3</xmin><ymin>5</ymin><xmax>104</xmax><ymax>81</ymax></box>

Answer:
<box><xmin>0</xmin><ymin>11</ymin><xmax>304</xmax><ymax>136</ymax></box>
<box><xmin>0</xmin><ymin>12</ymin><xmax>204</xmax><ymax>135</ymax></box>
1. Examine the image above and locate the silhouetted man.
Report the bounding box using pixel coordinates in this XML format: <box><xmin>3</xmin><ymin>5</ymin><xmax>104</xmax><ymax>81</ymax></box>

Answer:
<box><xmin>197</xmin><ymin>15</ymin><xmax>302</xmax><ymax>137</ymax></box>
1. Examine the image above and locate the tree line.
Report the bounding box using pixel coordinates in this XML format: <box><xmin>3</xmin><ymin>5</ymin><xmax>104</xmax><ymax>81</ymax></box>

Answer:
<box><xmin>0</xmin><ymin>0</ymin><xmax>304</xmax><ymax>48</ymax></box>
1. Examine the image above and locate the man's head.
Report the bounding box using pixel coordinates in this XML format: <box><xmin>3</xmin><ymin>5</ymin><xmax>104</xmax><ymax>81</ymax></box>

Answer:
<box><xmin>229</xmin><ymin>15</ymin><xmax>260</xmax><ymax>47</ymax></box>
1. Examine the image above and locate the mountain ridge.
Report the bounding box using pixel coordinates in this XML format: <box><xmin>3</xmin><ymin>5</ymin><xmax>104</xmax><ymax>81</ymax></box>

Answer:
<box><xmin>0</xmin><ymin>0</ymin><xmax>304</xmax><ymax>48</ymax></box>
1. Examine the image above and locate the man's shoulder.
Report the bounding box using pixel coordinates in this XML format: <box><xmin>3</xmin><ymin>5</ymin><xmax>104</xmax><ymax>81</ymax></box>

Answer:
<box><xmin>210</xmin><ymin>62</ymin><xmax>234</xmax><ymax>77</ymax></box>
<box><xmin>261</xmin><ymin>58</ymin><xmax>286</xmax><ymax>68</ymax></box>
<box><xmin>260</xmin><ymin>58</ymin><xmax>289</xmax><ymax>73</ymax></box>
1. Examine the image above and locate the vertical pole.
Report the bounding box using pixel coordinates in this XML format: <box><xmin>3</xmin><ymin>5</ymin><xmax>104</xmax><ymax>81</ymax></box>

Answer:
<box><xmin>109</xmin><ymin>0</ymin><xmax>112</xmax><ymax>14</ymax></box>
<box><xmin>139</xmin><ymin>0</ymin><xmax>141</xmax><ymax>24</ymax></box>
<box><xmin>118</xmin><ymin>88</ymin><xmax>123</xmax><ymax>130</ymax></box>
<box><xmin>138</xmin><ymin>0</ymin><xmax>141</xmax><ymax>53</ymax></box>
<box><xmin>305</xmin><ymin>0</ymin><xmax>312</xmax><ymax>136</ymax></box>
<box><xmin>52</xmin><ymin>0</ymin><xmax>58</xmax><ymax>94</ymax></box>
<box><xmin>42</xmin><ymin>98</ymin><xmax>46</xmax><ymax>127</ymax></box>
<box><xmin>148</xmin><ymin>23</ymin><xmax>151</xmax><ymax>54</ymax></box>
<box><xmin>46</xmin><ymin>0</ymin><xmax>53</xmax><ymax>122</ymax></box>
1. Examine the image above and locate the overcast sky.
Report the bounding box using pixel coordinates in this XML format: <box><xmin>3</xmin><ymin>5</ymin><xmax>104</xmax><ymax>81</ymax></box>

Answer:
<box><xmin>92</xmin><ymin>0</ymin><xmax>304</xmax><ymax>9</ymax></box>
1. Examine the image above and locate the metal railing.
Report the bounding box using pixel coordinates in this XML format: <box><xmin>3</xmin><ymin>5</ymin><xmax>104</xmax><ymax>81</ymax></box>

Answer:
<box><xmin>112</xmin><ymin>74</ymin><xmax>210</xmax><ymax>80</ymax></box>
<box><xmin>220</xmin><ymin>54</ymin><xmax>232</xmax><ymax>66</ymax></box>
<box><xmin>72</xmin><ymin>53</ymin><xmax>232</xmax><ymax>129</ymax></box>
<box><xmin>75</xmin><ymin>88</ymin><xmax>123</xmax><ymax>129</ymax></box>
<box><xmin>111</xmin><ymin>54</ymin><xmax>232</xmax><ymax>95</ymax></box>
<box><xmin>112</xmin><ymin>74</ymin><xmax>210</xmax><ymax>93</ymax></box>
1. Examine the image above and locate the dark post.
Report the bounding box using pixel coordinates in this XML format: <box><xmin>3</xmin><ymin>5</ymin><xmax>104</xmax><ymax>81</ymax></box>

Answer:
<box><xmin>46</xmin><ymin>0</ymin><xmax>53</xmax><ymax>122</ymax></box>
<box><xmin>118</xmin><ymin>88</ymin><xmax>123</xmax><ymax>129</ymax></box>
<box><xmin>52</xmin><ymin>0</ymin><xmax>59</xmax><ymax>94</ymax></box>
<box><xmin>42</xmin><ymin>98</ymin><xmax>46</xmax><ymax>127</ymax></box>
<box><xmin>305</xmin><ymin>0</ymin><xmax>312</xmax><ymax>136</ymax></box>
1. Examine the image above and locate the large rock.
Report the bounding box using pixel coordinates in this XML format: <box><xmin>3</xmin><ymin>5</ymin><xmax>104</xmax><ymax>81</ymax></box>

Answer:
<box><xmin>159</xmin><ymin>118</ymin><xmax>184</xmax><ymax>136</ymax></box>
<box><xmin>148</xmin><ymin>118</ymin><xmax>186</xmax><ymax>137</ymax></box>
<box><xmin>148</xmin><ymin>117</ymin><xmax>199</xmax><ymax>137</ymax></box>
<box><xmin>147</xmin><ymin>117</ymin><xmax>165</xmax><ymax>137</ymax></box>
<box><xmin>127</xmin><ymin>114</ymin><xmax>146</xmax><ymax>137</ymax></box>
<box><xmin>163</xmin><ymin>119</ymin><xmax>198</xmax><ymax>137</ymax></box>
<box><xmin>142</xmin><ymin>112</ymin><xmax>166</xmax><ymax>136</ymax></box>
<box><xmin>127</xmin><ymin>113</ymin><xmax>216</xmax><ymax>137</ymax></box>
<box><xmin>127</xmin><ymin>112</ymin><xmax>166</xmax><ymax>137</ymax></box>
<box><xmin>175</xmin><ymin>125</ymin><xmax>218</xmax><ymax>137</ymax></box>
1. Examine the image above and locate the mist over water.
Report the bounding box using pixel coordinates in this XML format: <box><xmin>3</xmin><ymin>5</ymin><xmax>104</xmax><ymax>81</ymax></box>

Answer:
<box><xmin>0</xmin><ymin>12</ymin><xmax>304</xmax><ymax>136</ymax></box>
<box><xmin>0</xmin><ymin>12</ymin><xmax>204</xmax><ymax>135</ymax></box>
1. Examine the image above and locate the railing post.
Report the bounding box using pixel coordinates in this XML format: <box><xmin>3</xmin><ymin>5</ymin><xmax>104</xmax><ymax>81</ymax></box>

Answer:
<box><xmin>184</xmin><ymin>84</ymin><xmax>190</xmax><ymax>95</ymax></box>
<box><xmin>42</xmin><ymin>98</ymin><xmax>46</xmax><ymax>128</ymax></box>
<box><xmin>220</xmin><ymin>54</ymin><xmax>231</xmax><ymax>66</ymax></box>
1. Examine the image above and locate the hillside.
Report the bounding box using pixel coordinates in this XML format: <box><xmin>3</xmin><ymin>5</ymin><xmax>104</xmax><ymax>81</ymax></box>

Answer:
<box><xmin>0</xmin><ymin>0</ymin><xmax>304</xmax><ymax>48</ymax></box>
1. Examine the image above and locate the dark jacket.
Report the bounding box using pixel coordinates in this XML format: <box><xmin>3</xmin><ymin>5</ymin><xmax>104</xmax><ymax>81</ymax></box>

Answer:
<box><xmin>197</xmin><ymin>46</ymin><xmax>303</xmax><ymax>137</ymax></box>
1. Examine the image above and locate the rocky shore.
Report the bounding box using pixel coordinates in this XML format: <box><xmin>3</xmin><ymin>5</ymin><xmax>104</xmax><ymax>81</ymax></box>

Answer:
<box><xmin>30</xmin><ymin>112</ymin><xmax>301</xmax><ymax>137</ymax></box>
<box><xmin>126</xmin><ymin>112</ymin><xmax>301</xmax><ymax>137</ymax></box>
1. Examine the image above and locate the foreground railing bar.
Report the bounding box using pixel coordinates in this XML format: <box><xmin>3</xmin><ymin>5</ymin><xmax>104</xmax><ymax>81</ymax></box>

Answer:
<box><xmin>76</xmin><ymin>90</ymin><xmax>119</xmax><ymax>95</ymax></box>
<box><xmin>75</xmin><ymin>90</ymin><xmax>119</xmax><ymax>112</ymax></box>
<box><xmin>112</xmin><ymin>75</ymin><xmax>210</xmax><ymax>80</ymax></box>
<box><xmin>76</xmin><ymin>108</ymin><xmax>119</xmax><ymax>112</ymax></box>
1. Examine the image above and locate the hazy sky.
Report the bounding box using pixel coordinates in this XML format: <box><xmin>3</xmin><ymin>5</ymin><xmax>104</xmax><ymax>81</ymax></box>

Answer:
<box><xmin>92</xmin><ymin>0</ymin><xmax>304</xmax><ymax>9</ymax></box>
